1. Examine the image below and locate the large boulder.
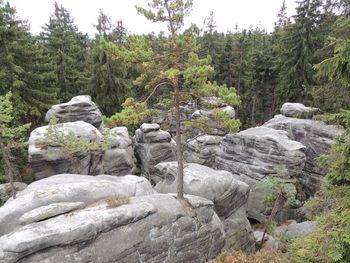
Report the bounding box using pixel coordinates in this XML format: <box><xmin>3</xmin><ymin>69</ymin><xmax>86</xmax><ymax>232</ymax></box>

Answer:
<box><xmin>29</xmin><ymin>121</ymin><xmax>137</xmax><ymax>179</ymax></box>
<box><xmin>134</xmin><ymin>123</ymin><xmax>176</xmax><ymax>179</ymax></box>
<box><xmin>152</xmin><ymin>162</ymin><xmax>255</xmax><ymax>253</ymax></box>
<box><xmin>0</xmin><ymin>174</ymin><xmax>155</xmax><ymax>237</ymax></box>
<box><xmin>215</xmin><ymin>126</ymin><xmax>306</xmax><ymax>222</ymax></box>
<box><xmin>45</xmin><ymin>95</ymin><xmax>103</xmax><ymax>129</ymax></box>
<box><xmin>280</xmin><ymin>102</ymin><xmax>320</xmax><ymax>117</ymax></box>
<box><xmin>0</xmin><ymin>182</ymin><xmax>27</xmax><ymax>206</ymax></box>
<box><xmin>0</xmin><ymin>193</ymin><xmax>225</xmax><ymax>263</ymax></box>
<box><xmin>275</xmin><ymin>221</ymin><xmax>317</xmax><ymax>238</ymax></box>
<box><xmin>183</xmin><ymin>135</ymin><xmax>223</xmax><ymax>167</ymax></box>
<box><xmin>263</xmin><ymin>114</ymin><xmax>344</xmax><ymax>197</ymax></box>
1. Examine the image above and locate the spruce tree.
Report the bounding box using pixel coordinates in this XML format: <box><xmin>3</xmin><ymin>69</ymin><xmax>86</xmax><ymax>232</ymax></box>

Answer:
<box><xmin>40</xmin><ymin>2</ymin><xmax>89</xmax><ymax>101</ymax></box>
<box><xmin>88</xmin><ymin>10</ymin><xmax>131</xmax><ymax>116</ymax></box>
<box><xmin>0</xmin><ymin>1</ymin><xmax>57</xmax><ymax>126</ymax></box>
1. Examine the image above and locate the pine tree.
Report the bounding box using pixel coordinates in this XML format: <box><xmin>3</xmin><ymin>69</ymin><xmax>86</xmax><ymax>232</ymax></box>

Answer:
<box><xmin>87</xmin><ymin>10</ymin><xmax>131</xmax><ymax>116</ymax></box>
<box><xmin>40</xmin><ymin>2</ymin><xmax>89</xmax><ymax>101</ymax></box>
<box><xmin>103</xmin><ymin>0</ymin><xmax>241</xmax><ymax>200</ymax></box>
<box><xmin>0</xmin><ymin>1</ymin><xmax>57</xmax><ymax>126</ymax></box>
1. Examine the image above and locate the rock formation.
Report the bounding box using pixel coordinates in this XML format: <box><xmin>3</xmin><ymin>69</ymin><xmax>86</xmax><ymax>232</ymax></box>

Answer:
<box><xmin>45</xmin><ymin>95</ymin><xmax>103</xmax><ymax>129</ymax></box>
<box><xmin>263</xmin><ymin>114</ymin><xmax>343</xmax><ymax>197</ymax></box>
<box><xmin>29</xmin><ymin>121</ymin><xmax>137</xmax><ymax>179</ymax></box>
<box><xmin>152</xmin><ymin>162</ymin><xmax>256</xmax><ymax>253</ymax></box>
<box><xmin>133</xmin><ymin>123</ymin><xmax>176</xmax><ymax>179</ymax></box>
<box><xmin>215</xmin><ymin>126</ymin><xmax>306</xmax><ymax>222</ymax></box>
<box><xmin>0</xmin><ymin>182</ymin><xmax>27</xmax><ymax>206</ymax></box>
<box><xmin>0</xmin><ymin>175</ymin><xmax>224</xmax><ymax>263</ymax></box>
<box><xmin>280</xmin><ymin>102</ymin><xmax>320</xmax><ymax>117</ymax></box>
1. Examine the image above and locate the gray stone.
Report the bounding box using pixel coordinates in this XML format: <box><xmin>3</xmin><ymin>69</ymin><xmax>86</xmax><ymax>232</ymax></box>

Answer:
<box><xmin>152</xmin><ymin>162</ymin><xmax>255</xmax><ymax>253</ymax></box>
<box><xmin>19</xmin><ymin>202</ymin><xmax>85</xmax><ymax>225</ymax></box>
<box><xmin>0</xmin><ymin>174</ymin><xmax>155</xmax><ymax>236</ymax></box>
<box><xmin>280</xmin><ymin>102</ymin><xmax>320</xmax><ymax>117</ymax></box>
<box><xmin>264</xmin><ymin>114</ymin><xmax>344</xmax><ymax>197</ymax></box>
<box><xmin>0</xmin><ymin>182</ymin><xmax>27</xmax><ymax>206</ymax></box>
<box><xmin>253</xmin><ymin>231</ymin><xmax>281</xmax><ymax>251</ymax></box>
<box><xmin>275</xmin><ymin>221</ymin><xmax>317</xmax><ymax>238</ymax></box>
<box><xmin>134</xmin><ymin>124</ymin><xmax>175</xmax><ymax>178</ymax></box>
<box><xmin>45</xmin><ymin>95</ymin><xmax>103</xmax><ymax>129</ymax></box>
<box><xmin>184</xmin><ymin>135</ymin><xmax>223</xmax><ymax>167</ymax></box>
<box><xmin>29</xmin><ymin>122</ymin><xmax>138</xmax><ymax>179</ymax></box>
<box><xmin>140</xmin><ymin>123</ymin><xmax>160</xmax><ymax>133</ymax></box>
<box><xmin>29</xmin><ymin>121</ymin><xmax>102</xmax><ymax>179</ymax></box>
<box><xmin>0</xmin><ymin>194</ymin><xmax>225</xmax><ymax>263</ymax></box>
<box><xmin>215</xmin><ymin>126</ymin><xmax>306</xmax><ymax>222</ymax></box>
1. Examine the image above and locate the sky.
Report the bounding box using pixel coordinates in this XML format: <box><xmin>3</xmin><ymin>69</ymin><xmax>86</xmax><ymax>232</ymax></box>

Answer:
<box><xmin>7</xmin><ymin>0</ymin><xmax>298</xmax><ymax>36</ymax></box>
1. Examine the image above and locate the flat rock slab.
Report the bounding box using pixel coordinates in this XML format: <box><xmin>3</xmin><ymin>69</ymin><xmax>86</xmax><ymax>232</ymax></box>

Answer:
<box><xmin>275</xmin><ymin>221</ymin><xmax>317</xmax><ymax>238</ymax></box>
<box><xmin>45</xmin><ymin>95</ymin><xmax>103</xmax><ymax>129</ymax></box>
<box><xmin>0</xmin><ymin>174</ymin><xmax>155</xmax><ymax>236</ymax></box>
<box><xmin>0</xmin><ymin>194</ymin><xmax>225</xmax><ymax>263</ymax></box>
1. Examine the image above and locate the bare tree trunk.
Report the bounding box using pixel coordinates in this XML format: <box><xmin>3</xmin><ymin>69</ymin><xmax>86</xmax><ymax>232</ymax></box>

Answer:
<box><xmin>174</xmin><ymin>84</ymin><xmax>184</xmax><ymax>200</ymax></box>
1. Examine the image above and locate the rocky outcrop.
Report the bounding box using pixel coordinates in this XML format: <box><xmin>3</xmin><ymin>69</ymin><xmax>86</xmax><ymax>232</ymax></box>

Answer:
<box><xmin>275</xmin><ymin>220</ymin><xmax>317</xmax><ymax>238</ymax></box>
<box><xmin>0</xmin><ymin>186</ymin><xmax>225</xmax><ymax>262</ymax></box>
<box><xmin>151</xmin><ymin>97</ymin><xmax>236</xmax><ymax>137</ymax></box>
<box><xmin>280</xmin><ymin>102</ymin><xmax>320</xmax><ymax>117</ymax></box>
<box><xmin>29</xmin><ymin>121</ymin><xmax>137</xmax><ymax>179</ymax></box>
<box><xmin>134</xmin><ymin>123</ymin><xmax>176</xmax><ymax>179</ymax></box>
<box><xmin>152</xmin><ymin>162</ymin><xmax>255</xmax><ymax>253</ymax></box>
<box><xmin>0</xmin><ymin>174</ymin><xmax>155</xmax><ymax>237</ymax></box>
<box><xmin>183</xmin><ymin>135</ymin><xmax>223</xmax><ymax>167</ymax></box>
<box><xmin>215</xmin><ymin>126</ymin><xmax>306</xmax><ymax>222</ymax></box>
<box><xmin>45</xmin><ymin>95</ymin><xmax>103</xmax><ymax>129</ymax></box>
<box><xmin>263</xmin><ymin>114</ymin><xmax>344</xmax><ymax>197</ymax></box>
<box><xmin>0</xmin><ymin>182</ymin><xmax>27</xmax><ymax>206</ymax></box>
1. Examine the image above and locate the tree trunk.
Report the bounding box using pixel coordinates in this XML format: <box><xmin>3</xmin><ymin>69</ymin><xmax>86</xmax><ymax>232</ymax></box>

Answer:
<box><xmin>174</xmin><ymin>84</ymin><xmax>184</xmax><ymax>200</ymax></box>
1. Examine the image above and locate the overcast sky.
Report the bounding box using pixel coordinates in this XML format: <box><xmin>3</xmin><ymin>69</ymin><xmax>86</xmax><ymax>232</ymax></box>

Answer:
<box><xmin>8</xmin><ymin>0</ymin><xmax>298</xmax><ymax>35</ymax></box>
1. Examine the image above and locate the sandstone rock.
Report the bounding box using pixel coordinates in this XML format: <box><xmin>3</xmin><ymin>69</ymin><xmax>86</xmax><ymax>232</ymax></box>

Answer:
<box><xmin>29</xmin><ymin>121</ymin><xmax>102</xmax><ymax>179</ymax></box>
<box><xmin>19</xmin><ymin>202</ymin><xmax>85</xmax><ymax>225</ymax></box>
<box><xmin>275</xmin><ymin>221</ymin><xmax>317</xmax><ymax>238</ymax></box>
<box><xmin>29</xmin><ymin>122</ymin><xmax>137</xmax><ymax>179</ymax></box>
<box><xmin>253</xmin><ymin>231</ymin><xmax>281</xmax><ymax>251</ymax></box>
<box><xmin>264</xmin><ymin>114</ymin><xmax>344</xmax><ymax>196</ymax></box>
<box><xmin>0</xmin><ymin>182</ymin><xmax>27</xmax><ymax>206</ymax></box>
<box><xmin>0</xmin><ymin>174</ymin><xmax>155</xmax><ymax>236</ymax></box>
<box><xmin>45</xmin><ymin>95</ymin><xmax>103</xmax><ymax>129</ymax></box>
<box><xmin>215</xmin><ymin>126</ymin><xmax>306</xmax><ymax>222</ymax></box>
<box><xmin>280</xmin><ymin>102</ymin><xmax>320</xmax><ymax>117</ymax></box>
<box><xmin>134</xmin><ymin>124</ymin><xmax>175</xmax><ymax>178</ymax></box>
<box><xmin>184</xmin><ymin>135</ymin><xmax>223</xmax><ymax>167</ymax></box>
<box><xmin>152</xmin><ymin>162</ymin><xmax>255</xmax><ymax>253</ymax></box>
<box><xmin>0</xmin><ymin>194</ymin><xmax>225</xmax><ymax>263</ymax></box>
<box><xmin>102</xmin><ymin>127</ymin><xmax>138</xmax><ymax>176</ymax></box>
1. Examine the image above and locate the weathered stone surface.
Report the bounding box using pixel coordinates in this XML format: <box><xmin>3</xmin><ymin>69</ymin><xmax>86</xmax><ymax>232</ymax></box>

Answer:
<box><xmin>151</xmin><ymin>97</ymin><xmax>236</xmax><ymax>137</ymax></box>
<box><xmin>19</xmin><ymin>202</ymin><xmax>85</xmax><ymax>225</ymax></box>
<box><xmin>0</xmin><ymin>174</ymin><xmax>155</xmax><ymax>236</ymax></box>
<box><xmin>253</xmin><ymin>231</ymin><xmax>281</xmax><ymax>251</ymax></box>
<box><xmin>29</xmin><ymin>122</ymin><xmax>138</xmax><ymax>179</ymax></box>
<box><xmin>102</xmin><ymin>127</ymin><xmax>138</xmax><ymax>176</ymax></box>
<box><xmin>215</xmin><ymin>126</ymin><xmax>306</xmax><ymax>222</ymax></box>
<box><xmin>45</xmin><ymin>95</ymin><xmax>103</xmax><ymax>129</ymax></box>
<box><xmin>152</xmin><ymin>162</ymin><xmax>255</xmax><ymax>253</ymax></box>
<box><xmin>280</xmin><ymin>102</ymin><xmax>320</xmax><ymax>117</ymax></box>
<box><xmin>134</xmin><ymin>124</ymin><xmax>175</xmax><ymax>178</ymax></box>
<box><xmin>0</xmin><ymin>194</ymin><xmax>225</xmax><ymax>263</ymax></box>
<box><xmin>275</xmin><ymin>221</ymin><xmax>317</xmax><ymax>238</ymax></box>
<box><xmin>29</xmin><ymin>121</ymin><xmax>102</xmax><ymax>179</ymax></box>
<box><xmin>184</xmin><ymin>135</ymin><xmax>223</xmax><ymax>167</ymax></box>
<box><xmin>264</xmin><ymin>114</ymin><xmax>344</xmax><ymax>196</ymax></box>
<box><xmin>0</xmin><ymin>182</ymin><xmax>27</xmax><ymax>206</ymax></box>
